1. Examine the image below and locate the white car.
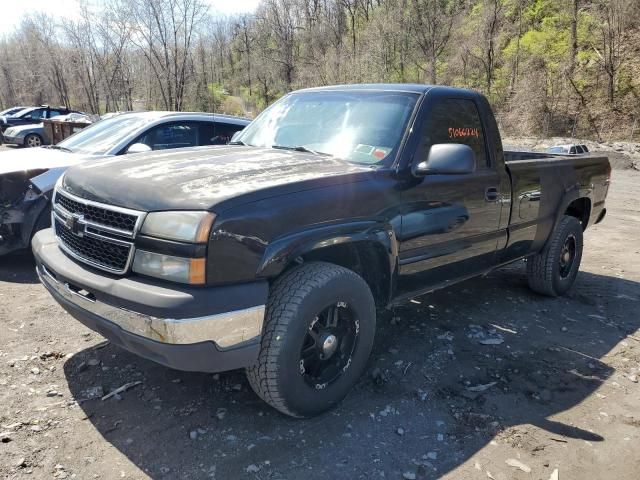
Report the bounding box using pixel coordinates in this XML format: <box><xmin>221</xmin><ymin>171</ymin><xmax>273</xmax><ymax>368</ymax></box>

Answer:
<box><xmin>546</xmin><ymin>144</ymin><xmax>590</xmax><ymax>155</ymax></box>
<box><xmin>0</xmin><ymin>111</ymin><xmax>250</xmax><ymax>255</ymax></box>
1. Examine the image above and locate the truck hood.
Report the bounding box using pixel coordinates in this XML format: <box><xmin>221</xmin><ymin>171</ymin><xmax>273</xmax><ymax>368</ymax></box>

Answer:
<box><xmin>0</xmin><ymin>147</ymin><xmax>91</xmax><ymax>176</ymax></box>
<box><xmin>61</xmin><ymin>146</ymin><xmax>373</xmax><ymax>211</ymax></box>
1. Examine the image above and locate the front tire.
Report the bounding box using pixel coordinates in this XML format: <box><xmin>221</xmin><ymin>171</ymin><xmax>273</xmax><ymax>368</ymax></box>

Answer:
<box><xmin>246</xmin><ymin>262</ymin><xmax>376</xmax><ymax>418</ymax></box>
<box><xmin>526</xmin><ymin>215</ymin><xmax>583</xmax><ymax>296</ymax></box>
<box><xmin>24</xmin><ymin>134</ymin><xmax>43</xmax><ymax>148</ymax></box>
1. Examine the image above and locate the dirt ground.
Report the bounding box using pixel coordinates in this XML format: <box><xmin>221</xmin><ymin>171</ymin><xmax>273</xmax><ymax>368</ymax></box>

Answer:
<box><xmin>1</xmin><ymin>171</ymin><xmax>639</xmax><ymax>480</ymax></box>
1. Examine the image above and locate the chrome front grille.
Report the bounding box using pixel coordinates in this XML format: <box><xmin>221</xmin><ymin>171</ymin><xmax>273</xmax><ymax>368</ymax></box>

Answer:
<box><xmin>55</xmin><ymin>193</ymin><xmax>138</xmax><ymax>231</ymax></box>
<box><xmin>52</xmin><ymin>189</ymin><xmax>145</xmax><ymax>274</ymax></box>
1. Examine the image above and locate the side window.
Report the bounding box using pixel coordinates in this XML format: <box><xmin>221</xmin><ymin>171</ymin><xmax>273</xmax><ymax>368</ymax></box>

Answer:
<box><xmin>49</xmin><ymin>110</ymin><xmax>62</xmax><ymax>119</ymax></box>
<box><xmin>212</xmin><ymin>122</ymin><xmax>244</xmax><ymax>145</ymax></box>
<box><xmin>198</xmin><ymin>122</ymin><xmax>216</xmax><ymax>145</ymax></box>
<box><xmin>419</xmin><ymin>98</ymin><xmax>488</xmax><ymax>168</ymax></box>
<box><xmin>136</xmin><ymin>122</ymin><xmax>199</xmax><ymax>150</ymax></box>
<box><xmin>25</xmin><ymin>109</ymin><xmax>46</xmax><ymax>120</ymax></box>
<box><xmin>569</xmin><ymin>146</ymin><xmax>577</xmax><ymax>154</ymax></box>
<box><xmin>199</xmin><ymin>122</ymin><xmax>246</xmax><ymax>145</ymax></box>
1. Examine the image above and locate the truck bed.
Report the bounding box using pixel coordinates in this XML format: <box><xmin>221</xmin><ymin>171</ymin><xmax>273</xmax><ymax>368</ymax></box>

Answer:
<box><xmin>502</xmin><ymin>150</ymin><xmax>610</xmax><ymax>260</ymax></box>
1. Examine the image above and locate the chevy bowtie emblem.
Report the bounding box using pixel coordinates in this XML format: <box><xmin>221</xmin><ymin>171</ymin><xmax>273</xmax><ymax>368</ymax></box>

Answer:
<box><xmin>65</xmin><ymin>213</ymin><xmax>85</xmax><ymax>237</ymax></box>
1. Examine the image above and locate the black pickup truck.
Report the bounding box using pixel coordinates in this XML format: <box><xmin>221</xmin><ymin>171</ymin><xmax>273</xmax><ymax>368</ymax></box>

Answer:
<box><xmin>33</xmin><ymin>84</ymin><xmax>610</xmax><ymax>417</ymax></box>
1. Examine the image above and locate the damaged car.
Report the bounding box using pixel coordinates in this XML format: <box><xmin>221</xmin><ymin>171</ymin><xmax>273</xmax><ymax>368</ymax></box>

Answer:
<box><xmin>0</xmin><ymin>157</ymin><xmax>79</xmax><ymax>256</ymax></box>
<box><xmin>0</xmin><ymin>111</ymin><xmax>250</xmax><ymax>255</ymax></box>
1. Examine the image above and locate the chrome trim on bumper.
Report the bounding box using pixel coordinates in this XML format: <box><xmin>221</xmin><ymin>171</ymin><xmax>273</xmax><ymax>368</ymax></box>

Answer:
<box><xmin>38</xmin><ymin>265</ymin><xmax>265</xmax><ymax>349</ymax></box>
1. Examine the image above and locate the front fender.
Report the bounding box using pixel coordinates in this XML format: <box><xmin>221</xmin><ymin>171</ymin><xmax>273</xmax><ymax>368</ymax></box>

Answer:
<box><xmin>20</xmin><ymin>195</ymin><xmax>51</xmax><ymax>247</ymax></box>
<box><xmin>257</xmin><ymin>221</ymin><xmax>399</xmax><ymax>279</ymax></box>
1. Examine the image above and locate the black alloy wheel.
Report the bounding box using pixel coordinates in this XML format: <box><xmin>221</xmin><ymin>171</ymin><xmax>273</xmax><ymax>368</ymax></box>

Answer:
<box><xmin>299</xmin><ymin>301</ymin><xmax>359</xmax><ymax>390</ymax></box>
<box><xmin>558</xmin><ymin>234</ymin><xmax>577</xmax><ymax>278</ymax></box>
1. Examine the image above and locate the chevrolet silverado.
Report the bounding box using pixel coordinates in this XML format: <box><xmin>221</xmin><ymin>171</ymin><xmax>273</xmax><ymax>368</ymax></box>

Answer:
<box><xmin>32</xmin><ymin>84</ymin><xmax>610</xmax><ymax>417</ymax></box>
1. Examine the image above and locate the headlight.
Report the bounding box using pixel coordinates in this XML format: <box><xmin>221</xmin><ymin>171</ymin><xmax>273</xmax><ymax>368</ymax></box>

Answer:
<box><xmin>132</xmin><ymin>250</ymin><xmax>206</xmax><ymax>284</ymax></box>
<box><xmin>140</xmin><ymin>211</ymin><xmax>215</xmax><ymax>243</ymax></box>
<box><xmin>4</xmin><ymin>127</ymin><xmax>14</xmax><ymax>136</ymax></box>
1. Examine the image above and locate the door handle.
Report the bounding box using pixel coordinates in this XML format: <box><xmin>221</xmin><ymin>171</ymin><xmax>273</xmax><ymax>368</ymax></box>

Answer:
<box><xmin>485</xmin><ymin>187</ymin><xmax>499</xmax><ymax>202</ymax></box>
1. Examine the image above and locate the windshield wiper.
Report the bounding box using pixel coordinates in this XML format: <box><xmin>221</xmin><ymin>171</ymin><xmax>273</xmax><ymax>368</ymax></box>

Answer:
<box><xmin>46</xmin><ymin>145</ymin><xmax>73</xmax><ymax>153</ymax></box>
<box><xmin>271</xmin><ymin>144</ymin><xmax>329</xmax><ymax>156</ymax></box>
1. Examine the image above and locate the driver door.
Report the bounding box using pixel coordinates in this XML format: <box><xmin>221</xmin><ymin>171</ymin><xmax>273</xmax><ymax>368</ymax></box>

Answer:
<box><xmin>396</xmin><ymin>96</ymin><xmax>505</xmax><ymax>296</ymax></box>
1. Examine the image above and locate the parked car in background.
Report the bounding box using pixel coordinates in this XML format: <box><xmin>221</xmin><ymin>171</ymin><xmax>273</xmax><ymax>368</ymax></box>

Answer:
<box><xmin>3</xmin><ymin>113</ymin><xmax>95</xmax><ymax>148</ymax></box>
<box><xmin>0</xmin><ymin>105</ymin><xmax>82</xmax><ymax>134</ymax></box>
<box><xmin>546</xmin><ymin>144</ymin><xmax>590</xmax><ymax>155</ymax></box>
<box><xmin>0</xmin><ymin>111</ymin><xmax>250</xmax><ymax>256</ymax></box>
<box><xmin>0</xmin><ymin>106</ymin><xmax>29</xmax><ymax>118</ymax></box>
<box><xmin>3</xmin><ymin>123</ymin><xmax>51</xmax><ymax>147</ymax></box>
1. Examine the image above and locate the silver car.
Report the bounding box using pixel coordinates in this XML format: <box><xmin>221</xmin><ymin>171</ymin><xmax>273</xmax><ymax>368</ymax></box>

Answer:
<box><xmin>2</xmin><ymin>123</ymin><xmax>50</xmax><ymax>147</ymax></box>
<box><xmin>546</xmin><ymin>144</ymin><xmax>590</xmax><ymax>155</ymax></box>
<box><xmin>0</xmin><ymin>111</ymin><xmax>250</xmax><ymax>255</ymax></box>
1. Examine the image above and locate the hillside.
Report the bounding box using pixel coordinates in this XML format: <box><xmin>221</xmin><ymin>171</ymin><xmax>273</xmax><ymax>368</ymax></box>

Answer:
<box><xmin>0</xmin><ymin>0</ymin><xmax>638</xmax><ymax>141</ymax></box>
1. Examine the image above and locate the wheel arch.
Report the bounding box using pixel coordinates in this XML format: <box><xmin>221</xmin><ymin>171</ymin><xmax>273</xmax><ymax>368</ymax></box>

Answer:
<box><xmin>24</xmin><ymin>132</ymin><xmax>43</xmax><ymax>147</ymax></box>
<box><xmin>564</xmin><ymin>197</ymin><xmax>591</xmax><ymax>230</ymax></box>
<box><xmin>257</xmin><ymin>223</ymin><xmax>398</xmax><ymax>307</ymax></box>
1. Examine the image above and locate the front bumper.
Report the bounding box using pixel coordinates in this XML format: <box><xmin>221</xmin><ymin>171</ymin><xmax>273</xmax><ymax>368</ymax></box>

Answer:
<box><xmin>33</xmin><ymin>228</ymin><xmax>268</xmax><ymax>372</ymax></box>
<box><xmin>2</xmin><ymin>134</ymin><xmax>24</xmax><ymax>145</ymax></box>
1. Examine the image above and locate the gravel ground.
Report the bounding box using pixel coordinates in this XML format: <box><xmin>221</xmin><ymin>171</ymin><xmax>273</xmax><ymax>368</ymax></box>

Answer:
<box><xmin>1</xmin><ymin>171</ymin><xmax>639</xmax><ymax>480</ymax></box>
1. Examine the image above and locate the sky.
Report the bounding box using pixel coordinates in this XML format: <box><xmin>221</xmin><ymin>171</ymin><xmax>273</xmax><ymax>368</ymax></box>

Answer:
<box><xmin>0</xmin><ymin>0</ymin><xmax>261</xmax><ymax>35</ymax></box>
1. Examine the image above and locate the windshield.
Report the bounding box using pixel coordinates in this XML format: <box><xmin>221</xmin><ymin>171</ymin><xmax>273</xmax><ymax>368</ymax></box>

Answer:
<box><xmin>58</xmin><ymin>114</ymin><xmax>156</xmax><ymax>155</ymax></box>
<box><xmin>236</xmin><ymin>90</ymin><xmax>419</xmax><ymax>165</ymax></box>
<box><xmin>0</xmin><ymin>107</ymin><xmax>24</xmax><ymax>117</ymax></box>
<box><xmin>15</xmin><ymin>107</ymin><xmax>36</xmax><ymax>118</ymax></box>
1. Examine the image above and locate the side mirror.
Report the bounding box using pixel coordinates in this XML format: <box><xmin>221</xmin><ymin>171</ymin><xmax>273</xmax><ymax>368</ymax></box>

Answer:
<box><xmin>413</xmin><ymin>143</ymin><xmax>476</xmax><ymax>176</ymax></box>
<box><xmin>126</xmin><ymin>143</ymin><xmax>152</xmax><ymax>154</ymax></box>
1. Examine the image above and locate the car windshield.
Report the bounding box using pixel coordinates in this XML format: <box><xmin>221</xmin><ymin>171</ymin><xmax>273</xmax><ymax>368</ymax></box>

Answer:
<box><xmin>58</xmin><ymin>114</ymin><xmax>157</xmax><ymax>155</ymax></box>
<box><xmin>14</xmin><ymin>107</ymin><xmax>36</xmax><ymax>118</ymax></box>
<box><xmin>236</xmin><ymin>90</ymin><xmax>419</xmax><ymax>166</ymax></box>
<box><xmin>0</xmin><ymin>107</ymin><xmax>24</xmax><ymax>117</ymax></box>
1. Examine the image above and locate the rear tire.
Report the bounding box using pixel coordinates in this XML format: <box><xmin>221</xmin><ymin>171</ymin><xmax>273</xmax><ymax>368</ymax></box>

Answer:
<box><xmin>246</xmin><ymin>262</ymin><xmax>376</xmax><ymax>418</ymax></box>
<box><xmin>526</xmin><ymin>215</ymin><xmax>583</xmax><ymax>296</ymax></box>
<box><xmin>24</xmin><ymin>134</ymin><xmax>43</xmax><ymax>148</ymax></box>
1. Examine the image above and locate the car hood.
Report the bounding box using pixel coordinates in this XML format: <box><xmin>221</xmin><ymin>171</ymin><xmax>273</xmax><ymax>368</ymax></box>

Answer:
<box><xmin>61</xmin><ymin>146</ymin><xmax>373</xmax><ymax>211</ymax></box>
<box><xmin>0</xmin><ymin>147</ymin><xmax>93</xmax><ymax>176</ymax></box>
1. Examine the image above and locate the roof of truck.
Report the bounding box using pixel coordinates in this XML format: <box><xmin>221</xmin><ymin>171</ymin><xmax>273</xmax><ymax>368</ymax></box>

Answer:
<box><xmin>297</xmin><ymin>83</ymin><xmax>482</xmax><ymax>97</ymax></box>
<box><xmin>300</xmin><ymin>83</ymin><xmax>430</xmax><ymax>92</ymax></box>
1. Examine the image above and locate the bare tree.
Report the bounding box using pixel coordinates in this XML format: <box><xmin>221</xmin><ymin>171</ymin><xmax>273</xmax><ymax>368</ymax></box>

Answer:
<box><xmin>129</xmin><ymin>0</ymin><xmax>208</xmax><ymax>109</ymax></box>
<box><xmin>591</xmin><ymin>0</ymin><xmax>633</xmax><ymax>105</ymax></box>
<box><xmin>233</xmin><ymin>14</ymin><xmax>255</xmax><ymax>95</ymax></box>
<box><xmin>410</xmin><ymin>0</ymin><xmax>459</xmax><ymax>84</ymax></box>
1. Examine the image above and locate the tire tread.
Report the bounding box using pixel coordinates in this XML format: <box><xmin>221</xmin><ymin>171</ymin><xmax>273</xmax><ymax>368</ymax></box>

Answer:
<box><xmin>526</xmin><ymin>215</ymin><xmax>582</xmax><ymax>296</ymax></box>
<box><xmin>246</xmin><ymin>262</ymin><xmax>369</xmax><ymax>417</ymax></box>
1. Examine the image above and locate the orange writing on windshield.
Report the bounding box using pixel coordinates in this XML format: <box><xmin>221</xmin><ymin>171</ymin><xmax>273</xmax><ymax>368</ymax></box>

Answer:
<box><xmin>448</xmin><ymin>127</ymin><xmax>479</xmax><ymax>139</ymax></box>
